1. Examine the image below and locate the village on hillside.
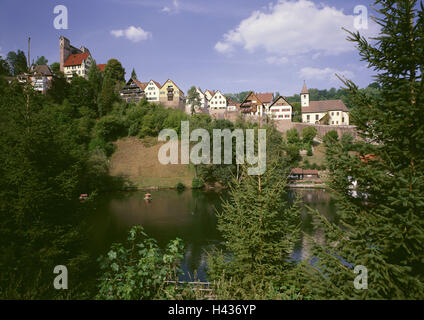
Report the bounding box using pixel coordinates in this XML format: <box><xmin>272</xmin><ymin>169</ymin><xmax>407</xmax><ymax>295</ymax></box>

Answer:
<box><xmin>6</xmin><ymin>36</ymin><xmax>353</xmax><ymax>129</ymax></box>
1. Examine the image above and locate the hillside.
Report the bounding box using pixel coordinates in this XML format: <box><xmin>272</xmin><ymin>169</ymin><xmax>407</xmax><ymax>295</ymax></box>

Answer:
<box><xmin>109</xmin><ymin>137</ymin><xmax>194</xmax><ymax>189</ymax></box>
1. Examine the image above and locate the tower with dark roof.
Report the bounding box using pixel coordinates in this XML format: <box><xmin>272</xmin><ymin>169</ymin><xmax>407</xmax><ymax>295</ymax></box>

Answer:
<box><xmin>301</xmin><ymin>81</ymin><xmax>310</xmax><ymax>107</ymax></box>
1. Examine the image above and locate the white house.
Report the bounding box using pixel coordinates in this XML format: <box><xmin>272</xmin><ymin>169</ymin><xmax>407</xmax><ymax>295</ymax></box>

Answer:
<box><xmin>209</xmin><ymin>90</ymin><xmax>227</xmax><ymax>110</ymax></box>
<box><xmin>63</xmin><ymin>52</ymin><xmax>93</xmax><ymax>81</ymax></box>
<box><xmin>301</xmin><ymin>82</ymin><xmax>350</xmax><ymax>125</ymax></box>
<box><xmin>268</xmin><ymin>96</ymin><xmax>292</xmax><ymax>121</ymax></box>
<box><xmin>30</xmin><ymin>65</ymin><xmax>53</xmax><ymax>94</ymax></box>
<box><xmin>204</xmin><ymin>90</ymin><xmax>215</xmax><ymax>107</ymax></box>
<box><xmin>144</xmin><ymin>80</ymin><xmax>162</xmax><ymax>103</ymax></box>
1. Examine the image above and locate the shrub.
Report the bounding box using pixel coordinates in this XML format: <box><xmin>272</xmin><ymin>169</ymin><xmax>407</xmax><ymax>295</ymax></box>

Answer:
<box><xmin>176</xmin><ymin>182</ymin><xmax>186</xmax><ymax>191</ymax></box>
<box><xmin>307</xmin><ymin>149</ymin><xmax>313</xmax><ymax>157</ymax></box>
<box><xmin>192</xmin><ymin>178</ymin><xmax>204</xmax><ymax>189</ymax></box>
<box><xmin>97</xmin><ymin>226</ymin><xmax>184</xmax><ymax>300</ymax></box>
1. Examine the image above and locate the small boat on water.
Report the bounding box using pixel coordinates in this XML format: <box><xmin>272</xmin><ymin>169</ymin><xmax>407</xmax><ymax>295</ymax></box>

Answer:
<box><xmin>144</xmin><ymin>193</ymin><xmax>152</xmax><ymax>201</ymax></box>
<box><xmin>79</xmin><ymin>194</ymin><xmax>88</xmax><ymax>201</ymax></box>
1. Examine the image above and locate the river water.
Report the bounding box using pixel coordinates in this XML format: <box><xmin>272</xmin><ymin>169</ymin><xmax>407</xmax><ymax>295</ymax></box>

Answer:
<box><xmin>87</xmin><ymin>188</ymin><xmax>337</xmax><ymax>281</ymax></box>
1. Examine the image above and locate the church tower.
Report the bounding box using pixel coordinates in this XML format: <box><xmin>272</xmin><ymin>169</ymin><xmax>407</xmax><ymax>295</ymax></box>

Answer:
<box><xmin>301</xmin><ymin>81</ymin><xmax>310</xmax><ymax>107</ymax></box>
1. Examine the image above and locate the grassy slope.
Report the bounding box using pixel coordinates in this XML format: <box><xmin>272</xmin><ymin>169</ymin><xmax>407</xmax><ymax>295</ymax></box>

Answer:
<box><xmin>109</xmin><ymin>137</ymin><xmax>195</xmax><ymax>189</ymax></box>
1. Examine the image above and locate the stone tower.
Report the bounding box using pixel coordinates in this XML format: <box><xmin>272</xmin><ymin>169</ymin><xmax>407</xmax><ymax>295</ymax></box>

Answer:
<box><xmin>59</xmin><ymin>36</ymin><xmax>71</xmax><ymax>73</ymax></box>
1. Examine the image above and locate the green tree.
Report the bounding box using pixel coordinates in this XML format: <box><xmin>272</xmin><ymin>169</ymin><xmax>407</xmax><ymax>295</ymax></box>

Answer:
<box><xmin>186</xmin><ymin>86</ymin><xmax>201</xmax><ymax>115</ymax></box>
<box><xmin>286</xmin><ymin>128</ymin><xmax>301</xmax><ymax>145</ymax></box>
<box><xmin>207</xmin><ymin>165</ymin><xmax>304</xmax><ymax>299</ymax></box>
<box><xmin>87</xmin><ymin>62</ymin><xmax>103</xmax><ymax>104</ymax></box>
<box><xmin>0</xmin><ymin>82</ymin><xmax>95</xmax><ymax>298</ymax></box>
<box><xmin>6</xmin><ymin>50</ymin><xmax>27</xmax><ymax>75</ymax></box>
<box><xmin>302</xmin><ymin>126</ymin><xmax>317</xmax><ymax>145</ymax></box>
<box><xmin>50</xmin><ymin>62</ymin><xmax>61</xmax><ymax>75</ymax></box>
<box><xmin>131</xmin><ymin>68</ymin><xmax>137</xmax><ymax>79</ymax></box>
<box><xmin>0</xmin><ymin>56</ymin><xmax>11</xmax><ymax>76</ymax></box>
<box><xmin>34</xmin><ymin>56</ymin><xmax>48</xmax><ymax>66</ymax></box>
<box><xmin>307</xmin><ymin>0</ymin><xmax>424</xmax><ymax>299</ymax></box>
<box><xmin>104</xmin><ymin>58</ymin><xmax>126</xmax><ymax>85</ymax></box>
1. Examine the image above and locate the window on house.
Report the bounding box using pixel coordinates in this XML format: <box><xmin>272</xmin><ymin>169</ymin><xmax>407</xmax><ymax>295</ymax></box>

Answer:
<box><xmin>342</xmin><ymin>117</ymin><xmax>345</xmax><ymax>123</ymax></box>
<box><xmin>316</xmin><ymin>115</ymin><xmax>319</xmax><ymax>120</ymax></box>
<box><xmin>337</xmin><ymin>112</ymin><xmax>339</xmax><ymax>116</ymax></box>
<box><xmin>307</xmin><ymin>115</ymin><xmax>310</xmax><ymax>121</ymax></box>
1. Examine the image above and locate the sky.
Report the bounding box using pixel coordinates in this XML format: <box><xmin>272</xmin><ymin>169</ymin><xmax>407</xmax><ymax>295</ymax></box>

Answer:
<box><xmin>0</xmin><ymin>0</ymin><xmax>380</xmax><ymax>96</ymax></box>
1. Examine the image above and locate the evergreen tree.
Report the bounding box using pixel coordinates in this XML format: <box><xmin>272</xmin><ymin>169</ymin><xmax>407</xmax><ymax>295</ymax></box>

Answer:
<box><xmin>131</xmin><ymin>68</ymin><xmax>137</xmax><ymax>79</ymax></box>
<box><xmin>208</xmin><ymin>162</ymin><xmax>304</xmax><ymax>298</ymax></box>
<box><xmin>87</xmin><ymin>62</ymin><xmax>103</xmax><ymax>104</ymax></box>
<box><xmin>6</xmin><ymin>50</ymin><xmax>27</xmax><ymax>75</ymax></box>
<box><xmin>98</xmin><ymin>74</ymin><xmax>118</xmax><ymax>116</ymax></box>
<box><xmin>186</xmin><ymin>86</ymin><xmax>201</xmax><ymax>115</ymax></box>
<box><xmin>307</xmin><ymin>0</ymin><xmax>424</xmax><ymax>299</ymax></box>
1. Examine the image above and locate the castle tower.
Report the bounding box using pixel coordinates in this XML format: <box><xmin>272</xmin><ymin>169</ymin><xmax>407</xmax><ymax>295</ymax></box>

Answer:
<box><xmin>59</xmin><ymin>36</ymin><xmax>71</xmax><ymax>72</ymax></box>
<box><xmin>301</xmin><ymin>81</ymin><xmax>310</xmax><ymax>107</ymax></box>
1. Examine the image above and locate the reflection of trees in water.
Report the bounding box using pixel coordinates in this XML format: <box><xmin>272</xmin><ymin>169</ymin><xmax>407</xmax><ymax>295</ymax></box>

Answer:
<box><xmin>292</xmin><ymin>189</ymin><xmax>336</xmax><ymax>262</ymax></box>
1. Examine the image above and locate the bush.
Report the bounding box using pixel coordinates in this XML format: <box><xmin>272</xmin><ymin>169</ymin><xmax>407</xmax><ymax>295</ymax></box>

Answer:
<box><xmin>323</xmin><ymin>130</ymin><xmax>339</xmax><ymax>145</ymax></box>
<box><xmin>307</xmin><ymin>149</ymin><xmax>313</xmax><ymax>156</ymax></box>
<box><xmin>97</xmin><ymin>226</ymin><xmax>184</xmax><ymax>300</ymax></box>
<box><xmin>88</xmin><ymin>137</ymin><xmax>116</xmax><ymax>157</ymax></box>
<box><xmin>176</xmin><ymin>182</ymin><xmax>186</xmax><ymax>191</ymax></box>
<box><xmin>302</xmin><ymin>126</ymin><xmax>318</xmax><ymax>145</ymax></box>
<box><xmin>192</xmin><ymin>178</ymin><xmax>204</xmax><ymax>189</ymax></box>
<box><xmin>93</xmin><ymin>114</ymin><xmax>127</xmax><ymax>142</ymax></box>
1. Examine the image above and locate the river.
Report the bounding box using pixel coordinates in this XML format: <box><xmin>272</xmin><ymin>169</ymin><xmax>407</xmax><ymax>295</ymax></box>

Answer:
<box><xmin>87</xmin><ymin>188</ymin><xmax>337</xmax><ymax>281</ymax></box>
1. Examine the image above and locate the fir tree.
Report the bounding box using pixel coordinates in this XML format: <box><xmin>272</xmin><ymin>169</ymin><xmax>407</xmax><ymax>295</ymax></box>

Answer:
<box><xmin>131</xmin><ymin>68</ymin><xmax>137</xmax><ymax>79</ymax></box>
<box><xmin>207</xmin><ymin>162</ymin><xmax>304</xmax><ymax>299</ymax></box>
<box><xmin>307</xmin><ymin>0</ymin><xmax>424</xmax><ymax>299</ymax></box>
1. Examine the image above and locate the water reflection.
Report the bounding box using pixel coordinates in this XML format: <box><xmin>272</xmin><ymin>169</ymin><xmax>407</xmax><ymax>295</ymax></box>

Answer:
<box><xmin>88</xmin><ymin>188</ymin><xmax>337</xmax><ymax>281</ymax></box>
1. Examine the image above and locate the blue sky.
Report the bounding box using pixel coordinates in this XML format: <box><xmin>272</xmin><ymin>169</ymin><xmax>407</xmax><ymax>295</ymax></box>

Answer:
<box><xmin>0</xmin><ymin>0</ymin><xmax>379</xmax><ymax>95</ymax></box>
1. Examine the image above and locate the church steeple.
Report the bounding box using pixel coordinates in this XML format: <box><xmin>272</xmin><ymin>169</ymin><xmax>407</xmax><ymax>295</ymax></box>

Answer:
<box><xmin>301</xmin><ymin>81</ymin><xmax>310</xmax><ymax>107</ymax></box>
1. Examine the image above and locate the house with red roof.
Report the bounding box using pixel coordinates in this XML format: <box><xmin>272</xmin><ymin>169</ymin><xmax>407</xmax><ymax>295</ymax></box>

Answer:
<box><xmin>301</xmin><ymin>82</ymin><xmax>350</xmax><ymax>125</ymax></box>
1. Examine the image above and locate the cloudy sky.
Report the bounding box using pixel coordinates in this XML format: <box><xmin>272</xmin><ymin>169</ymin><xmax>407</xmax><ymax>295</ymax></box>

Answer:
<box><xmin>0</xmin><ymin>0</ymin><xmax>380</xmax><ymax>95</ymax></box>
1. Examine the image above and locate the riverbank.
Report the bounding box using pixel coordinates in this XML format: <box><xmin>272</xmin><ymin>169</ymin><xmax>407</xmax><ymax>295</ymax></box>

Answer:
<box><xmin>109</xmin><ymin>137</ymin><xmax>195</xmax><ymax>189</ymax></box>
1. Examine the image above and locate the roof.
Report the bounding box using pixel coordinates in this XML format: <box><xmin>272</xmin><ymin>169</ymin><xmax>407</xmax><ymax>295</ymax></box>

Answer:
<box><xmin>205</xmin><ymin>90</ymin><xmax>215</xmax><ymax>97</ymax></box>
<box><xmin>256</xmin><ymin>93</ymin><xmax>273</xmax><ymax>104</ymax></box>
<box><xmin>301</xmin><ymin>82</ymin><xmax>309</xmax><ymax>94</ymax></box>
<box><xmin>31</xmin><ymin>65</ymin><xmax>53</xmax><ymax>76</ymax></box>
<box><xmin>64</xmin><ymin>53</ymin><xmax>90</xmax><ymax>67</ymax></box>
<box><xmin>133</xmin><ymin>78</ymin><xmax>148</xmax><ymax>90</ymax></box>
<box><xmin>302</xmin><ymin>100</ymin><xmax>349</xmax><ymax>113</ymax></box>
<box><xmin>270</xmin><ymin>96</ymin><xmax>292</xmax><ymax>108</ymax></box>
<box><xmin>97</xmin><ymin>64</ymin><xmax>106</xmax><ymax>72</ymax></box>
<box><xmin>291</xmin><ymin>168</ymin><xmax>320</xmax><ymax>175</ymax></box>
<box><xmin>161</xmin><ymin>79</ymin><xmax>184</xmax><ymax>95</ymax></box>
<box><xmin>150</xmin><ymin>80</ymin><xmax>162</xmax><ymax>89</ymax></box>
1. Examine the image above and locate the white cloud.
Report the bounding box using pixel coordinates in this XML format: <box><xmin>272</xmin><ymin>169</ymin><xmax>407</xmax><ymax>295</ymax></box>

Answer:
<box><xmin>215</xmin><ymin>0</ymin><xmax>379</xmax><ymax>57</ymax></box>
<box><xmin>266</xmin><ymin>56</ymin><xmax>289</xmax><ymax>65</ymax></box>
<box><xmin>161</xmin><ymin>0</ymin><xmax>180</xmax><ymax>14</ymax></box>
<box><xmin>299</xmin><ymin>67</ymin><xmax>354</xmax><ymax>82</ymax></box>
<box><xmin>110</xmin><ymin>26</ymin><xmax>152</xmax><ymax>43</ymax></box>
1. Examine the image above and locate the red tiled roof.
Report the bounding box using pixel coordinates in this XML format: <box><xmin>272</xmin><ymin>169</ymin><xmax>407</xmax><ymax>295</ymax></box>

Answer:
<box><xmin>302</xmin><ymin>100</ymin><xmax>349</xmax><ymax>113</ymax></box>
<box><xmin>133</xmin><ymin>78</ymin><xmax>147</xmax><ymax>90</ymax></box>
<box><xmin>64</xmin><ymin>53</ymin><xmax>90</xmax><ymax>67</ymax></box>
<box><xmin>291</xmin><ymin>168</ymin><xmax>320</xmax><ymax>175</ymax></box>
<box><xmin>256</xmin><ymin>93</ymin><xmax>273</xmax><ymax>104</ymax></box>
<box><xmin>97</xmin><ymin>64</ymin><xmax>106</xmax><ymax>72</ymax></box>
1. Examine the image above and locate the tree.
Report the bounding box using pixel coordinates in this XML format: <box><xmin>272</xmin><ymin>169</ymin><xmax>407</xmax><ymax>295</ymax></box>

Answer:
<box><xmin>302</xmin><ymin>126</ymin><xmax>317</xmax><ymax>145</ymax></box>
<box><xmin>87</xmin><ymin>62</ymin><xmax>103</xmax><ymax>103</ymax></box>
<box><xmin>68</xmin><ymin>76</ymin><xmax>96</xmax><ymax>114</ymax></box>
<box><xmin>131</xmin><ymin>68</ymin><xmax>137</xmax><ymax>79</ymax></box>
<box><xmin>0</xmin><ymin>82</ymin><xmax>95</xmax><ymax>298</ymax></box>
<box><xmin>207</xmin><ymin>165</ymin><xmax>305</xmax><ymax>299</ymax></box>
<box><xmin>307</xmin><ymin>0</ymin><xmax>424</xmax><ymax>299</ymax></box>
<box><xmin>186</xmin><ymin>86</ymin><xmax>201</xmax><ymax>115</ymax></box>
<box><xmin>286</xmin><ymin>128</ymin><xmax>300</xmax><ymax>145</ymax></box>
<box><xmin>104</xmin><ymin>58</ymin><xmax>125</xmax><ymax>85</ymax></box>
<box><xmin>98</xmin><ymin>75</ymin><xmax>119</xmax><ymax>116</ymax></box>
<box><xmin>50</xmin><ymin>62</ymin><xmax>61</xmax><ymax>75</ymax></box>
<box><xmin>0</xmin><ymin>56</ymin><xmax>11</xmax><ymax>76</ymax></box>
<box><xmin>6</xmin><ymin>50</ymin><xmax>27</xmax><ymax>75</ymax></box>
<box><xmin>34</xmin><ymin>56</ymin><xmax>48</xmax><ymax>66</ymax></box>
